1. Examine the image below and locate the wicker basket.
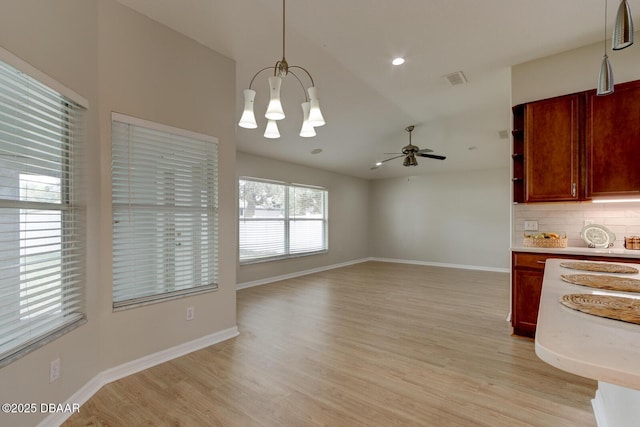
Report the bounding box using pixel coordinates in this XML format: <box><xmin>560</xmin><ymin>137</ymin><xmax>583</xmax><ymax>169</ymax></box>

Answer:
<box><xmin>625</xmin><ymin>236</ymin><xmax>640</xmax><ymax>250</ymax></box>
<box><xmin>523</xmin><ymin>235</ymin><xmax>568</xmax><ymax>248</ymax></box>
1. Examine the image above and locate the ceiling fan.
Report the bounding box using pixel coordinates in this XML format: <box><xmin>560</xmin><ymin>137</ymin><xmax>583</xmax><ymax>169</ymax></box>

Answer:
<box><xmin>375</xmin><ymin>125</ymin><xmax>446</xmax><ymax>168</ymax></box>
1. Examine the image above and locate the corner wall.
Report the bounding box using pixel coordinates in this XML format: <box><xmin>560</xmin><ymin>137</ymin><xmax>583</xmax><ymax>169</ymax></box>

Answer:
<box><xmin>369</xmin><ymin>169</ymin><xmax>511</xmax><ymax>271</ymax></box>
<box><xmin>0</xmin><ymin>1</ymin><xmax>237</xmax><ymax>426</ymax></box>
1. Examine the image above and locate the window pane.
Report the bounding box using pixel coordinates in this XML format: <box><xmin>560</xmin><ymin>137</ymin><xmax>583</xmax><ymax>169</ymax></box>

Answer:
<box><xmin>289</xmin><ymin>219</ymin><xmax>325</xmax><ymax>254</ymax></box>
<box><xmin>289</xmin><ymin>186</ymin><xmax>324</xmax><ymax>218</ymax></box>
<box><xmin>111</xmin><ymin>116</ymin><xmax>218</xmax><ymax>308</ymax></box>
<box><xmin>239</xmin><ymin>178</ymin><xmax>327</xmax><ymax>263</ymax></box>
<box><xmin>0</xmin><ymin>56</ymin><xmax>85</xmax><ymax>366</ymax></box>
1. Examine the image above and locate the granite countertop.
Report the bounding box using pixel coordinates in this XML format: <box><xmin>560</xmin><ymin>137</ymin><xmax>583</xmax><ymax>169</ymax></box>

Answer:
<box><xmin>535</xmin><ymin>258</ymin><xmax>640</xmax><ymax>390</ymax></box>
<box><xmin>511</xmin><ymin>246</ymin><xmax>640</xmax><ymax>259</ymax></box>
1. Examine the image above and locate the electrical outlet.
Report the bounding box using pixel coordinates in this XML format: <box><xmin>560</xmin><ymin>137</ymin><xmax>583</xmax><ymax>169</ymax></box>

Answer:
<box><xmin>524</xmin><ymin>220</ymin><xmax>538</xmax><ymax>231</ymax></box>
<box><xmin>49</xmin><ymin>358</ymin><xmax>60</xmax><ymax>383</ymax></box>
<box><xmin>186</xmin><ymin>306</ymin><xmax>195</xmax><ymax>321</ymax></box>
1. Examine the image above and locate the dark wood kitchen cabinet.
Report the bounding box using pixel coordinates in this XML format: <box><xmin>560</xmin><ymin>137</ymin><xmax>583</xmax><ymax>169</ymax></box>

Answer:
<box><xmin>586</xmin><ymin>80</ymin><xmax>640</xmax><ymax>198</ymax></box>
<box><xmin>512</xmin><ymin>251</ymin><xmax>639</xmax><ymax>337</ymax></box>
<box><xmin>512</xmin><ymin>94</ymin><xmax>581</xmax><ymax>203</ymax></box>
<box><xmin>513</xmin><ymin>79</ymin><xmax>640</xmax><ymax>203</ymax></box>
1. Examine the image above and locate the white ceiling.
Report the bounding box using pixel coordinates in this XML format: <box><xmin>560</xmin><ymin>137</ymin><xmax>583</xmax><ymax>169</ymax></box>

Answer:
<box><xmin>116</xmin><ymin>0</ymin><xmax>623</xmax><ymax>179</ymax></box>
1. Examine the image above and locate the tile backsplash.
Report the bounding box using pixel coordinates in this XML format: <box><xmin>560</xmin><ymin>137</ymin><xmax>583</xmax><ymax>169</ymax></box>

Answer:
<box><xmin>513</xmin><ymin>202</ymin><xmax>640</xmax><ymax>248</ymax></box>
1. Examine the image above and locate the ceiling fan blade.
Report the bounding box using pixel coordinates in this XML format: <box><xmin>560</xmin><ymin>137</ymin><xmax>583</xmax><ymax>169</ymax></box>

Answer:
<box><xmin>379</xmin><ymin>154</ymin><xmax>405</xmax><ymax>164</ymax></box>
<box><xmin>416</xmin><ymin>153</ymin><xmax>446</xmax><ymax>160</ymax></box>
<box><xmin>383</xmin><ymin>152</ymin><xmax>402</xmax><ymax>155</ymax></box>
<box><xmin>416</xmin><ymin>148</ymin><xmax>434</xmax><ymax>153</ymax></box>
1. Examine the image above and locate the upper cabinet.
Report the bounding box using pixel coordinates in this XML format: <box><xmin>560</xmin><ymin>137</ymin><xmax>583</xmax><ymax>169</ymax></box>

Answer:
<box><xmin>513</xmin><ymin>79</ymin><xmax>640</xmax><ymax>203</ymax></box>
<box><xmin>512</xmin><ymin>94</ymin><xmax>581</xmax><ymax>203</ymax></box>
<box><xmin>586</xmin><ymin>80</ymin><xmax>640</xmax><ymax>198</ymax></box>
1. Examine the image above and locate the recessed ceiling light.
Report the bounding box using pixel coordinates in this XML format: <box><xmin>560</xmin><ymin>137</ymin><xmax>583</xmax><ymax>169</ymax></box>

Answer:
<box><xmin>392</xmin><ymin>57</ymin><xmax>405</xmax><ymax>66</ymax></box>
<box><xmin>311</xmin><ymin>148</ymin><xmax>322</xmax><ymax>154</ymax></box>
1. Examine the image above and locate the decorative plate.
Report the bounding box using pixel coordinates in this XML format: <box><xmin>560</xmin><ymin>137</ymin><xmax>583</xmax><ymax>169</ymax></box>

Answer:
<box><xmin>580</xmin><ymin>224</ymin><xmax>615</xmax><ymax>248</ymax></box>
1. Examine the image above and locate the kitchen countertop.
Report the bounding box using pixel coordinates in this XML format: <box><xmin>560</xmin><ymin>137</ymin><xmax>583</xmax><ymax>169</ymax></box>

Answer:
<box><xmin>511</xmin><ymin>246</ymin><xmax>640</xmax><ymax>259</ymax></box>
<box><xmin>535</xmin><ymin>258</ymin><xmax>640</xmax><ymax>391</ymax></box>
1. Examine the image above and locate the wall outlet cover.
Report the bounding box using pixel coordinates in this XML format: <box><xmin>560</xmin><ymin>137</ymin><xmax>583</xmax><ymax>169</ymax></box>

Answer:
<box><xmin>524</xmin><ymin>220</ymin><xmax>539</xmax><ymax>231</ymax></box>
<box><xmin>49</xmin><ymin>358</ymin><xmax>61</xmax><ymax>383</ymax></box>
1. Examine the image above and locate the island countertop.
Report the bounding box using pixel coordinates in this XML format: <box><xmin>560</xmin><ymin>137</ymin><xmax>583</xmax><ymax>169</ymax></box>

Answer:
<box><xmin>535</xmin><ymin>258</ymin><xmax>640</xmax><ymax>391</ymax></box>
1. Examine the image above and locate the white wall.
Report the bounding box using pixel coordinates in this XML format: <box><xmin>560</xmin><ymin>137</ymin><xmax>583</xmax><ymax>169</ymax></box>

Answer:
<box><xmin>369</xmin><ymin>169</ymin><xmax>511</xmax><ymax>270</ymax></box>
<box><xmin>0</xmin><ymin>1</ymin><xmax>237</xmax><ymax>426</ymax></box>
<box><xmin>236</xmin><ymin>152</ymin><xmax>370</xmax><ymax>284</ymax></box>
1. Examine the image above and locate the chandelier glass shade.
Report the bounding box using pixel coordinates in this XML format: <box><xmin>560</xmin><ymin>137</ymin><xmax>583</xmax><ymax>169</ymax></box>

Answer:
<box><xmin>238</xmin><ymin>0</ymin><xmax>325</xmax><ymax>138</ymax></box>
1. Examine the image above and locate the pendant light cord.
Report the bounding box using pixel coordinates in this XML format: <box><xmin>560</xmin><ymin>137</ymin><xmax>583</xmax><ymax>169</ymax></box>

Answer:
<box><xmin>282</xmin><ymin>0</ymin><xmax>286</xmax><ymax>60</ymax></box>
<box><xmin>604</xmin><ymin>0</ymin><xmax>608</xmax><ymax>55</ymax></box>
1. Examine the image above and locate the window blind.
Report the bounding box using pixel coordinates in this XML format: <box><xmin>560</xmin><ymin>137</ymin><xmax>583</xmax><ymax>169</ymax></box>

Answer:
<box><xmin>111</xmin><ymin>114</ymin><xmax>218</xmax><ymax>309</ymax></box>
<box><xmin>239</xmin><ymin>178</ymin><xmax>327</xmax><ymax>263</ymax></box>
<box><xmin>0</xmin><ymin>57</ymin><xmax>86</xmax><ymax>366</ymax></box>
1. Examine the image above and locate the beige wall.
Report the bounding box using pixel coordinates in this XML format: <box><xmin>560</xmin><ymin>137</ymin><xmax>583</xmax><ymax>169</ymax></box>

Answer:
<box><xmin>512</xmin><ymin>30</ymin><xmax>640</xmax><ymax>105</ymax></box>
<box><xmin>0</xmin><ymin>1</ymin><xmax>236</xmax><ymax>426</ymax></box>
<box><xmin>236</xmin><ymin>152</ymin><xmax>370</xmax><ymax>284</ymax></box>
<box><xmin>369</xmin><ymin>169</ymin><xmax>511</xmax><ymax>270</ymax></box>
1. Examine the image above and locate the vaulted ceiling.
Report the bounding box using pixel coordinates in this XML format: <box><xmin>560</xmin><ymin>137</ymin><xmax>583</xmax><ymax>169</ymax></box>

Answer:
<box><xmin>116</xmin><ymin>0</ymin><xmax>624</xmax><ymax>179</ymax></box>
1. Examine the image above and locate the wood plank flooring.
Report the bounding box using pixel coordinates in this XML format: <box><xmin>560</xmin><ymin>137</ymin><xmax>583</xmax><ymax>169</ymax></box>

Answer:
<box><xmin>63</xmin><ymin>261</ymin><xmax>597</xmax><ymax>426</ymax></box>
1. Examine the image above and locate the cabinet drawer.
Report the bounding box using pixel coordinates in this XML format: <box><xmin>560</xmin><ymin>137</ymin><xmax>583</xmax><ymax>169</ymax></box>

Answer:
<box><xmin>513</xmin><ymin>252</ymin><xmax>552</xmax><ymax>269</ymax></box>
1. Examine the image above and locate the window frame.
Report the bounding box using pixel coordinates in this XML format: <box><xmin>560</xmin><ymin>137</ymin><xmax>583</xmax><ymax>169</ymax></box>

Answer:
<box><xmin>0</xmin><ymin>46</ymin><xmax>88</xmax><ymax>368</ymax></box>
<box><xmin>238</xmin><ymin>177</ymin><xmax>328</xmax><ymax>265</ymax></box>
<box><xmin>110</xmin><ymin>113</ymin><xmax>219</xmax><ymax>310</ymax></box>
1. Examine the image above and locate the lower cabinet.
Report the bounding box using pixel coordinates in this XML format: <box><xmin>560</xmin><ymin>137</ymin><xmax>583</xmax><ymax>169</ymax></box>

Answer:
<box><xmin>511</xmin><ymin>251</ymin><xmax>637</xmax><ymax>337</ymax></box>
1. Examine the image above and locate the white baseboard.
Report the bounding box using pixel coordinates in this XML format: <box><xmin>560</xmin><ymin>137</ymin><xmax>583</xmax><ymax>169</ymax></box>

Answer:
<box><xmin>236</xmin><ymin>258</ymin><xmax>372</xmax><ymax>290</ymax></box>
<box><xmin>39</xmin><ymin>326</ymin><xmax>239</xmax><ymax>427</ymax></box>
<box><xmin>370</xmin><ymin>257</ymin><xmax>510</xmax><ymax>273</ymax></box>
<box><xmin>237</xmin><ymin>257</ymin><xmax>508</xmax><ymax>291</ymax></box>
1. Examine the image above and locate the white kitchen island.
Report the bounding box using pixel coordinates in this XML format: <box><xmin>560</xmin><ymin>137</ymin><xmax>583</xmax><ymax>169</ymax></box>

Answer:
<box><xmin>536</xmin><ymin>258</ymin><xmax>640</xmax><ymax>427</ymax></box>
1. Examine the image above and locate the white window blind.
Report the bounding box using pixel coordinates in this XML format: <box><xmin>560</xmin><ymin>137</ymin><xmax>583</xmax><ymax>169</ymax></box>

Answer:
<box><xmin>239</xmin><ymin>178</ymin><xmax>327</xmax><ymax>263</ymax></box>
<box><xmin>0</xmin><ymin>56</ymin><xmax>86</xmax><ymax>366</ymax></box>
<box><xmin>111</xmin><ymin>114</ymin><xmax>218</xmax><ymax>309</ymax></box>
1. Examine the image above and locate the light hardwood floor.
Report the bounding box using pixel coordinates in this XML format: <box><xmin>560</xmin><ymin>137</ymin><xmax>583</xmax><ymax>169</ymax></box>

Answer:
<box><xmin>63</xmin><ymin>261</ymin><xmax>597</xmax><ymax>426</ymax></box>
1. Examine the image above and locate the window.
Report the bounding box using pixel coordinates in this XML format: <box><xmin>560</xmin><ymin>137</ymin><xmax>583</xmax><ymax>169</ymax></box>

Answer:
<box><xmin>0</xmin><ymin>52</ymin><xmax>87</xmax><ymax>366</ymax></box>
<box><xmin>239</xmin><ymin>177</ymin><xmax>328</xmax><ymax>263</ymax></box>
<box><xmin>111</xmin><ymin>113</ymin><xmax>218</xmax><ymax>309</ymax></box>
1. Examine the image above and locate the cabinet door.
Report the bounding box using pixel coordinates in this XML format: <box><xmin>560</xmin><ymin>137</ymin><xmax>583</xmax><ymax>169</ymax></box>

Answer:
<box><xmin>524</xmin><ymin>95</ymin><xmax>581</xmax><ymax>202</ymax></box>
<box><xmin>512</xmin><ymin>268</ymin><xmax>543</xmax><ymax>338</ymax></box>
<box><xmin>586</xmin><ymin>80</ymin><xmax>640</xmax><ymax>198</ymax></box>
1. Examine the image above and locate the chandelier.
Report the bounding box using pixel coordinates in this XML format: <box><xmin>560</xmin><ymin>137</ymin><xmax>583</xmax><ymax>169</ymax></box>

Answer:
<box><xmin>238</xmin><ymin>0</ymin><xmax>325</xmax><ymax>138</ymax></box>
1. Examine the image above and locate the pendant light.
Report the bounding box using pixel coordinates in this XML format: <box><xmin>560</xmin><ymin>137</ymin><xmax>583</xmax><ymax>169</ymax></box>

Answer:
<box><xmin>613</xmin><ymin>0</ymin><xmax>634</xmax><ymax>50</ymax></box>
<box><xmin>238</xmin><ymin>0</ymin><xmax>326</xmax><ymax>138</ymax></box>
<box><xmin>598</xmin><ymin>0</ymin><xmax>614</xmax><ymax>96</ymax></box>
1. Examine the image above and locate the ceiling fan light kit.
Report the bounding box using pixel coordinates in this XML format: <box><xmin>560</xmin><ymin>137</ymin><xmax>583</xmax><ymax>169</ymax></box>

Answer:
<box><xmin>376</xmin><ymin>125</ymin><xmax>446</xmax><ymax>169</ymax></box>
<box><xmin>238</xmin><ymin>0</ymin><xmax>325</xmax><ymax>139</ymax></box>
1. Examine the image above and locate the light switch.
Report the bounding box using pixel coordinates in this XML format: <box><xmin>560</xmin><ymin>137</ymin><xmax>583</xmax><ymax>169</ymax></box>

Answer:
<box><xmin>524</xmin><ymin>220</ymin><xmax>538</xmax><ymax>231</ymax></box>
